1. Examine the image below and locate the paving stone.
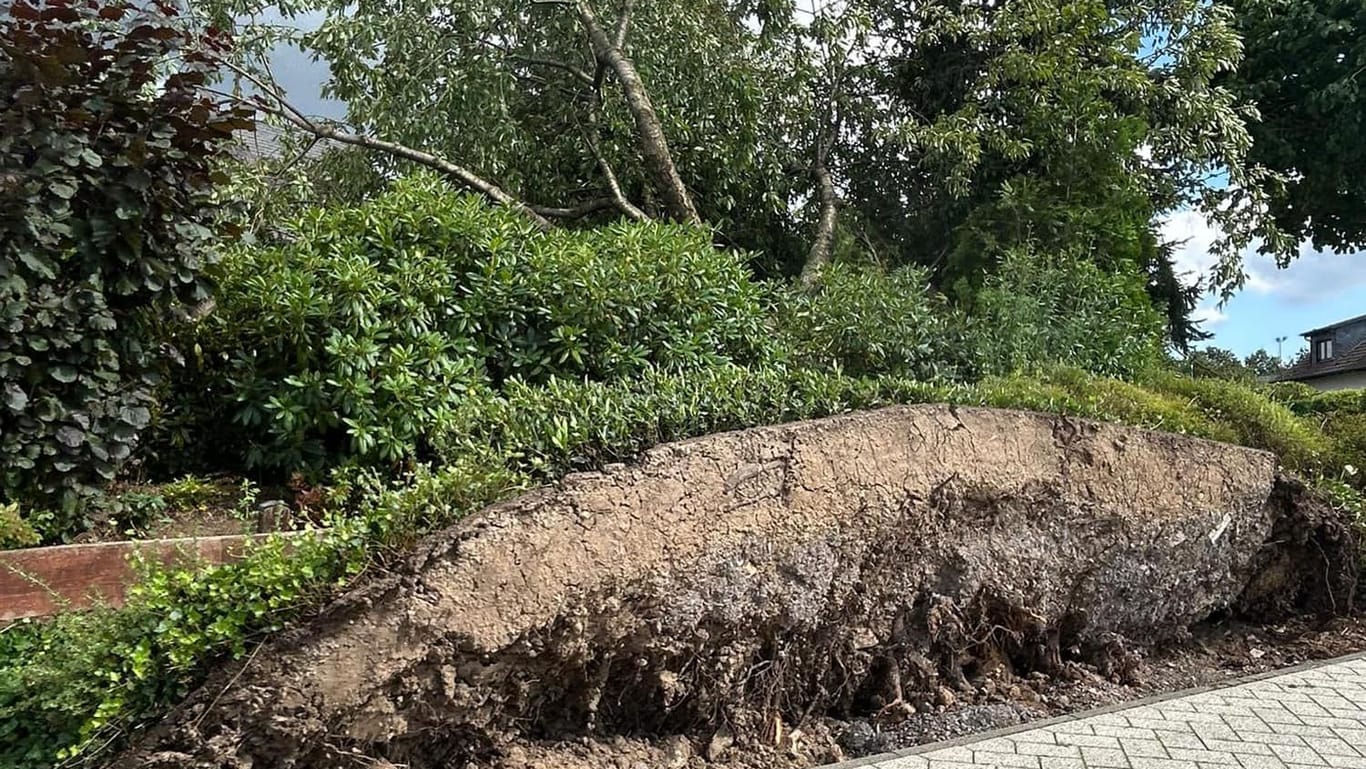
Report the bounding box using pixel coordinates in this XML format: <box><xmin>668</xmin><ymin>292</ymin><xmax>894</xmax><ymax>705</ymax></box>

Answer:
<box><xmin>1080</xmin><ymin>746</ymin><xmax>1134</xmax><ymax>767</ymax></box>
<box><xmin>1235</xmin><ymin>731</ymin><xmax>1311</xmax><ymax>747</ymax></box>
<box><xmin>967</xmin><ymin>738</ymin><xmax>1018</xmax><ymax>754</ymax></box>
<box><xmin>1268</xmin><ymin>743</ymin><xmax>1329</xmax><ymax>765</ymax></box>
<box><xmin>830</xmin><ymin>656</ymin><xmax>1366</xmax><ymax>769</ymax></box>
<box><xmin>1270</xmin><ymin>723</ymin><xmax>1347</xmax><ymax>739</ymax></box>
<box><xmin>1332</xmin><ymin>728</ymin><xmax>1366</xmax><ymax>745</ymax></box>
<box><xmin>1121</xmin><ymin>738</ymin><xmax>1172</xmax><ymax>758</ymax></box>
<box><xmin>1199</xmin><ymin>738</ymin><xmax>1274</xmax><ymax>756</ymax></box>
<box><xmin>969</xmin><ymin>751</ymin><xmax>1038</xmax><ymax>768</ymax></box>
<box><xmin>1223</xmin><ymin>716</ymin><xmax>1275</xmax><ymax>733</ymax></box>
<box><xmin>1098</xmin><ymin>725</ymin><xmax>1165</xmax><ymax>741</ymax></box>
<box><xmin>1192</xmin><ymin>723</ymin><xmax>1245</xmax><ymax>743</ymax></box>
<box><xmin>1010</xmin><ymin>730</ymin><xmax>1058</xmax><ymax>744</ymax></box>
<box><xmin>1230</xmin><ymin>755</ymin><xmax>1289</xmax><ymax>769</ymax></box>
<box><xmin>1013</xmin><ymin>741</ymin><xmax>1080</xmax><ymax>758</ymax></box>
<box><xmin>1126</xmin><ymin>757</ymin><xmax>1202</xmax><ymax>769</ymax></box>
<box><xmin>1057</xmin><ymin>734</ymin><xmax>1124</xmax><ymax>750</ymax></box>
<box><xmin>1165</xmin><ymin>747</ymin><xmax>1239</xmax><ymax>764</ymax></box>
<box><xmin>924</xmin><ymin>746</ymin><xmax>974</xmax><ymax>762</ymax></box>
<box><xmin>1159</xmin><ymin>733</ymin><xmax>1210</xmax><ymax>751</ymax></box>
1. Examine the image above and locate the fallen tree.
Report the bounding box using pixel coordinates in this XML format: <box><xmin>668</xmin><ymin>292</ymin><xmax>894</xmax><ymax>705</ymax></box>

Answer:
<box><xmin>115</xmin><ymin>405</ymin><xmax>1357</xmax><ymax>769</ymax></box>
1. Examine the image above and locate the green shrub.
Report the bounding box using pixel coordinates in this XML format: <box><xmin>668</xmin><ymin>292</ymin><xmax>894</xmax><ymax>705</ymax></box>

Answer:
<box><xmin>770</xmin><ymin>263</ymin><xmax>969</xmax><ymax>380</ymax></box>
<box><xmin>1144</xmin><ymin>372</ymin><xmax>1330</xmax><ymax>471</ymax></box>
<box><xmin>1270</xmin><ymin>385</ymin><xmax>1366</xmax><ymax>418</ymax></box>
<box><xmin>1322</xmin><ymin>412</ymin><xmax>1366</xmax><ymax>484</ymax></box>
<box><xmin>1038</xmin><ymin>368</ymin><xmax>1240</xmax><ymax>443</ymax></box>
<box><xmin>969</xmin><ymin>248</ymin><xmax>1166</xmax><ymax>379</ymax></box>
<box><xmin>0</xmin><ymin>502</ymin><xmax>39</xmax><ymax>549</ymax></box>
<box><xmin>181</xmin><ymin>175</ymin><xmax>772</xmax><ymax>473</ymax></box>
<box><xmin>1318</xmin><ymin>475</ymin><xmax>1365</xmax><ymax>565</ymax></box>
<box><xmin>433</xmin><ymin>365</ymin><xmax>955</xmax><ymax>477</ymax></box>
<box><xmin>157</xmin><ymin>476</ymin><xmax>224</xmax><ymax>511</ymax></box>
<box><xmin>0</xmin><ymin>2</ymin><xmax>251</xmax><ymax>526</ymax></box>
<box><xmin>0</xmin><ymin>526</ymin><xmax>369</xmax><ymax>767</ymax></box>
<box><xmin>1261</xmin><ymin>381</ymin><xmax>1322</xmax><ymax>408</ymax></box>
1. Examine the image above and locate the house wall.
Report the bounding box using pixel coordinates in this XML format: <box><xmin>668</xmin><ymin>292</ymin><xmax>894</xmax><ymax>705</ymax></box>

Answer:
<box><xmin>1305</xmin><ymin>370</ymin><xmax>1366</xmax><ymax>392</ymax></box>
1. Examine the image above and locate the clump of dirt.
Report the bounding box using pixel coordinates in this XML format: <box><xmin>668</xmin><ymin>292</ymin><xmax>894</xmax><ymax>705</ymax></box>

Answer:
<box><xmin>1235</xmin><ymin>474</ymin><xmax>1359</xmax><ymax>616</ymax></box>
<box><xmin>110</xmin><ymin>406</ymin><xmax>1360</xmax><ymax>769</ymax></box>
<box><xmin>459</xmin><ymin>612</ymin><xmax>1366</xmax><ymax>769</ymax></box>
<box><xmin>832</xmin><ymin>611</ymin><xmax>1366</xmax><ymax>760</ymax></box>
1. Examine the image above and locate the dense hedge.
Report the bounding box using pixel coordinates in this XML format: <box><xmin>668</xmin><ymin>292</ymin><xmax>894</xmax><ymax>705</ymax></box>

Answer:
<box><xmin>1265</xmin><ymin>383</ymin><xmax>1366</xmax><ymax>489</ymax></box>
<box><xmin>162</xmin><ymin>175</ymin><xmax>773</xmax><ymax>473</ymax></box>
<box><xmin>770</xmin><ymin>263</ymin><xmax>972</xmax><ymax>380</ymax></box>
<box><xmin>144</xmin><ymin>177</ymin><xmax>1183</xmax><ymax>482</ymax></box>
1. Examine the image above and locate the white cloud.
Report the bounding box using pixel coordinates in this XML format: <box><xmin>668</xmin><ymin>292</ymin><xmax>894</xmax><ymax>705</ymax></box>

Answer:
<box><xmin>1160</xmin><ymin>209</ymin><xmax>1366</xmax><ymax>306</ymax></box>
<box><xmin>1191</xmin><ymin>303</ymin><xmax>1227</xmax><ymax>328</ymax></box>
<box><xmin>1160</xmin><ymin>209</ymin><xmax>1220</xmax><ymax>276</ymax></box>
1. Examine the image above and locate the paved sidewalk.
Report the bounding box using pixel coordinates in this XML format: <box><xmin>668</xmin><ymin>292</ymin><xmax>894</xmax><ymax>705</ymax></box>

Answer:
<box><xmin>827</xmin><ymin>653</ymin><xmax>1366</xmax><ymax>769</ymax></box>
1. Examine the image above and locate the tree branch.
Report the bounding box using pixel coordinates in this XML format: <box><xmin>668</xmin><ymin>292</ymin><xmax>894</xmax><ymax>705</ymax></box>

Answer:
<box><xmin>613</xmin><ymin>0</ymin><xmax>634</xmax><ymax>49</ymax></box>
<box><xmin>800</xmin><ymin>48</ymin><xmax>850</xmax><ymax>288</ymax></box>
<box><xmin>477</xmin><ymin>37</ymin><xmax>595</xmax><ymax>86</ymax></box>
<box><xmin>220</xmin><ymin>61</ymin><xmax>553</xmax><ymax>231</ymax></box>
<box><xmin>578</xmin><ymin>100</ymin><xmax>649</xmax><ymax>222</ymax></box>
<box><xmin>514</xmin><ymin>54</ymin><xmax>595</xmax><ymax>86</ymax></box>
<box><xmin>531</xmin><ymin>197</ymin><xmax>619</xmax><ymax>219</ymax></box>
<box><xmin>581</xmin><ymin>129</ymin><xmax>648</xmax><ymax>221</ymax></box>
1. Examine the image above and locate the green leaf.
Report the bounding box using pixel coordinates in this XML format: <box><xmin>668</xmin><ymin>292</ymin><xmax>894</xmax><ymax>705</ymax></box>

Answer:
<box><xmin>55</xmin><ymin>426</ymin><xmax>84</xmax><ymax>448</ymax></box>
<box><xmin>3</xmin><ymin>384</ymin><xmax>27</xmax><ymax>411</ymax></box>
<box><xmin>50</xmin><ymin>365</ymin><xmax>78</xmax><ymax>383</ymax></box>
<box><xmin>122</xmin><ymin>406</ymin><xmax>151</xmax><ymax>428</ymax></box>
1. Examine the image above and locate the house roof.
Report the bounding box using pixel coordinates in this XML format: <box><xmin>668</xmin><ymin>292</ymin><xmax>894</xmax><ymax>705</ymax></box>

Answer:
<box><xmin>1273</xmin><ymin>337</ymin><xmax>1366</xmax><ymax>382</ymax></box>
<box><xmin>1301</xmin><ymin>312</ymin><xmax>1366</xmax><ymax>337</ymax></box>
<box><xmin>229</xmin><ymin>122</ymin><xmax>332</xmax><ymax>164</ymax></box>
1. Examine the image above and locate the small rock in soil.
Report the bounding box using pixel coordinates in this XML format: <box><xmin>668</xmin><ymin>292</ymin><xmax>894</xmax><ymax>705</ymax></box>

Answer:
<box><xmin>831</xmin><ymin>706</ymin><xmax>1040</xmax><ymax>760</ymax></box>
<box><xmin>835</xmin><ymin>720</ymin><xmax>889</xmax><ymax>757</ymax></box>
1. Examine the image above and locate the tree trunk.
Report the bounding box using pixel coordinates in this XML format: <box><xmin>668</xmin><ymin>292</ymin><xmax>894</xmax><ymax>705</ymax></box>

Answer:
<box><xmin>574</xmin><ymin>0</ymin><xmax>700</xmax><ymax>225</ymax></box>
<box><xmin>800</xmin><ymin>162</ymin><xmax>838</xmax><ymax>287</ymax></box>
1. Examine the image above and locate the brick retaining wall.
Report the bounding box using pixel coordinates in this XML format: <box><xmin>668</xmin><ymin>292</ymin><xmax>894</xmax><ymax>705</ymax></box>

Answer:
<box><xmin>1</xmin><ymin>533</ymin><xmax>293</xmax><ymax>620</ymax></box>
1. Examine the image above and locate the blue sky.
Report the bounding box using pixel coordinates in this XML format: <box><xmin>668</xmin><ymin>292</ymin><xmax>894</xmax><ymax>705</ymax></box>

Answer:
<box><xmin>1162</xmin><ymin>211</ymin><xmax>1366</xmax><ymax>360</ymax></box>
<box><xmin>261</xmin><ymin>33</ymin><xmax>1366</xmax><ymax>364</ymax></box>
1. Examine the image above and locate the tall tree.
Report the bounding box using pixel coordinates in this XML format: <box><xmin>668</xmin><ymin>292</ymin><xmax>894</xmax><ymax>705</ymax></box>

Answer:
<box><xmin>1219</xmin><ymin>0</ymin><xmax>1366</xmax><ymax>254</ymax></box>
<box><xmin>1243</xmin><ymin>348</ymin><xmax>1286</xmax><ymax>377</ymax></box>
<box><xmin>836</xmin><ymin>0</ymin><xmax>1254</xmax><ymax>345</ymax></box>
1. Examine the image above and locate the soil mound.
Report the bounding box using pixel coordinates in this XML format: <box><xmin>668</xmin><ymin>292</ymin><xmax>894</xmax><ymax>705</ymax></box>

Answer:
<box><xmin>114</xmin><ymin>406</ymin><xmax>1357</xmax><ymax>769</ymax></box>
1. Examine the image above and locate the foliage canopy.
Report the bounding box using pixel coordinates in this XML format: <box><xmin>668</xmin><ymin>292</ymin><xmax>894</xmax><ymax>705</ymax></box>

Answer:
<box><xmin>1220</xmin><ymin>0</ymin><xmax>1366</xmax><ymax>253</ymax></box>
